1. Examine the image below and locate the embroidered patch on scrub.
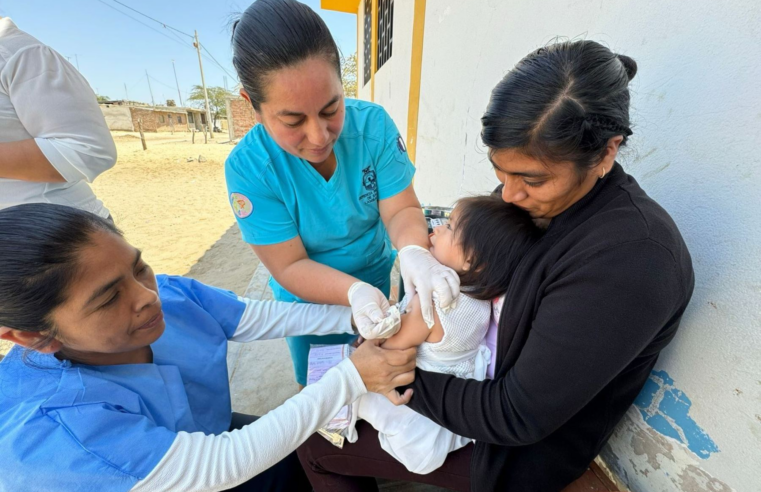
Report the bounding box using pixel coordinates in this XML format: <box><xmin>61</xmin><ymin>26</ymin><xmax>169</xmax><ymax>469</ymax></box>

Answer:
<box><xmin>230</xmin><ymin>193</ymin><xmax>253</xmax><ymax>218</ymax></box>
<box><xmin>397</xmin><ymin>135</ymin><xmax>407</xmax><ymax>154</ymax></box>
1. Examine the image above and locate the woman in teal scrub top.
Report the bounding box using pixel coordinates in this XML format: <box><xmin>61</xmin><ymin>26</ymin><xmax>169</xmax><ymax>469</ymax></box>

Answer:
<box><xmin>226</xmin><ymin>0</ymin><xmax>460</xmax><ymax>386</ymax></box>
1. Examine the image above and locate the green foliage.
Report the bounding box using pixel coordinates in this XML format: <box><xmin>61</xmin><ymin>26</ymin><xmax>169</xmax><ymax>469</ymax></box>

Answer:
<box><xmin>188</xmin><ymin>86</ymin><xmax>234</xmax><ymax>127</ymax></box>
<box><xmin>96</xmin><ymin>94</ymin><xmax>110</xmax><ymax>103</ymax></box>
<box><xmin>341</xmin><ymin>53</ymin><xmax>358</xmax><ymax>99</ymax></box>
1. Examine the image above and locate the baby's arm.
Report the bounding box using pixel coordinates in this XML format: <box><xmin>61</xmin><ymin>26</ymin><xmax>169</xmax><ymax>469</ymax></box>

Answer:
<box><xmin>382</xmin><ymin>294</ymin><xmax>444</xmax><ymax>350</ymax></box>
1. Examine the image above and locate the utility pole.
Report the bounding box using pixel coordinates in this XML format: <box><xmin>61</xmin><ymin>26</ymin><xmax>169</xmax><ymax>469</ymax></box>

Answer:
<box><xmin>193</xmin><ymin>30</ymin><xmax>214</xmax><ymax>139</ymax></box>
<box><xmin>124</xmin><ymin>83</ymin><xmax>129</xmax><ymax>102</ymax></box>
<box><xmin>172</xmin><ymin>59</ymin><xmax>184</xmax><ymax>107</ymax></box>
<box><xmin>74</xmin><ymin>54</ymin><xmax>80</xmax><ymax>71</ymax></box>
<box><xmin>223</xmin><ymin>75</ymin><xmax>228</xmax><ymax>92</ymax></box>
<box><xmin>146</xmin><ymin>70</ymin><xmax>155</xmax><ymax>106</ymax></box>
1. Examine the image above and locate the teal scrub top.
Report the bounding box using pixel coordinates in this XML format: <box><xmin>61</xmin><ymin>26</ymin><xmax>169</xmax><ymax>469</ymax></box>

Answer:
<box><xmin>225</xmin><ymin>99</ymin><xmax>415</xmax><ymax>301</ymax></box>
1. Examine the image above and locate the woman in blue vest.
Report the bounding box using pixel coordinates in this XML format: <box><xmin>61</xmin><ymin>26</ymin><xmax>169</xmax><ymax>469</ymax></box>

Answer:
<box><xmin>0</xmin><ymin>204</ymin><xmax>416</xmax><ymax>492</ymax></box>
<box><xmin>226</xmin><ymin>0</ymin><xmax>459</xmax><ymax>386</ymax></box>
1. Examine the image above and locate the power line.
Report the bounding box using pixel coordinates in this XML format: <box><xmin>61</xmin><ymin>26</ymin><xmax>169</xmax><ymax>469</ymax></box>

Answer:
<box><xmin>200</xmin><ymin>43</ymin><xmax>237</xmax><ymax>81</ymax></box>
<box><xmin>166</xmin><ymin>28</ymin><xmax>192</xmax><ymax>47</ymax></box>
<box><xmin>108</xmin><ymin>0</ymin><xmax>194</xmax><ymax>38</ymax></box>
<box><xmin>129</xmin><ymin>74</ymin><xmax>145</xmax><ymax>90</ymax></box>
<box><xmin>149</xmin><ymin>75</ymin><xmax>178</xmax><ymax>91</ymax></box>
<box><xmin>95</xmin><ymin>0</ymin><xmax>193</xmax><ymax>51</ymax></box>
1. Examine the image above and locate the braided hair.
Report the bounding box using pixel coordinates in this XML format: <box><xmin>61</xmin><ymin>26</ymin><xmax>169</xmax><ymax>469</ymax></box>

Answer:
<box><xmin>482</xmin><ymin>40</ymin><xmax>637</xmax><ymax>173</ymax></box>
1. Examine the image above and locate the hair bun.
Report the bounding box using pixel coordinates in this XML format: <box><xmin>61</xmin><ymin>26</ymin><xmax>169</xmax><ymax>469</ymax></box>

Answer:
<box><xmin>617</xmin><ymin>54</ymin><xmax>637</xmax><ymax>81</ymax></box>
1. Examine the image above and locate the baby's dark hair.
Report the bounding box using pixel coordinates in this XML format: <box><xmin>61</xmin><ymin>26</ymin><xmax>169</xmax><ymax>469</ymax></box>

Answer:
<box><xmin>454</xmin><ymin>196</ymin><xmax>540</xmax><ymax>300</ymax></box>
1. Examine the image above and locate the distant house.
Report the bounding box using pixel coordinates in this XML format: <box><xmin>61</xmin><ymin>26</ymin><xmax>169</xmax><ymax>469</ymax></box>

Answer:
<box><xmin>99</xmin><ymin>100</ymin><xmax>207</xmax><ymax>133</ymax></box>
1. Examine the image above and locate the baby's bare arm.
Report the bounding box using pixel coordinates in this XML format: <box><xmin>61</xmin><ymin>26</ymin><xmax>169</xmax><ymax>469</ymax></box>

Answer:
<box><xmin>381</xmin><ymin>294</ymin><xmax>444</xmax><ymax>350</ymax></box>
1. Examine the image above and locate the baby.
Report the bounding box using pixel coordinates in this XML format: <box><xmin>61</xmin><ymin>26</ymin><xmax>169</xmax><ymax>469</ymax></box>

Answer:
<box><xmin>347</xmin><ymin>195</ymin><xmax>540</xmax><ymax>474</ymax></box>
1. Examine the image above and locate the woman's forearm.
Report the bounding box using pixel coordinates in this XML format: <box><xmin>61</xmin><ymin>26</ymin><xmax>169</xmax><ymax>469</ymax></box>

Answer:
<box><xmin>131</xmin><ymin>359</ymin><xmax>367</xmax><ymax>491</ymax></box>
<box><xmin>385</xmin><ymin>205</ymin><xmax>430</xmax><ymax>250</ymax></box>
<box><xmin>230</xmin><ymin>296</ymin><xmax>354</xmax><ymax>342</ymax></box>
<box><xmin>271</xmin><ymin>257</ymin><xmax>358</xmax><ymax>306</ymax></box>
<box><xmin>380</xmin><ymin>186</ymin><xmax>429</xmax><ymax>250</ymax></box>
<box><xmin>0</xmin><ymin>139</ymin><xmax>65</xmax><ymax>182</ymax></box>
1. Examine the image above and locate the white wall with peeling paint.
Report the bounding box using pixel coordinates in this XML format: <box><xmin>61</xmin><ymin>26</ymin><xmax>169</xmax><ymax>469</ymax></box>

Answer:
<box><xmin>361</xmin><ymin>0</ymin><xmax>761</xmax><ymax>490</ymax></box>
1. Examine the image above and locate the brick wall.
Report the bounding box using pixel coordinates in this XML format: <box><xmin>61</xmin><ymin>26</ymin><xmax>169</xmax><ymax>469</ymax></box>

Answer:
<box><xmin>228</xmin><ymin>97</ymin><xmax>256</xmax><ymax>139</ymax></box>
<box><xmin>131</xmin><ymin>107</ymin><xmax>158</xmax><ymax>132</ymax></box>
<box><xmin>130</xmin><ymin>108</ymin><xmax>189</xmax><ymax>132</ymax></box>
<box><xmin>155</xmin><ymin>112</ymin><xmax>187</xmax><ymax>132</ymax></box>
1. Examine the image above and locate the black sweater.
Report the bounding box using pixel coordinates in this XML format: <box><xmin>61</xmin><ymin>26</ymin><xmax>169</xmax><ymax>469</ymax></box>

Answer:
<box><xmin>403</xmin><ymin>164</ymin><xmax>694</xmax><ymax>491</ymax></box>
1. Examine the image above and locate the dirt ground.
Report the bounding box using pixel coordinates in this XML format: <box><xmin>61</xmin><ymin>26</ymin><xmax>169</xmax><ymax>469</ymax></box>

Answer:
<box><xmin>94</xmin><ymin>131</ymin><xmax>258</xmax><ymax>291</ymax></box>
<box><xmin>92</xmin><ymin>132</ymin><xmax>257</xmax><ymax>293</ymax></box>
<box><xmin>0</xmin><ymin>131</ymin><xmax>258</xmax><ymax>356</ymax></box>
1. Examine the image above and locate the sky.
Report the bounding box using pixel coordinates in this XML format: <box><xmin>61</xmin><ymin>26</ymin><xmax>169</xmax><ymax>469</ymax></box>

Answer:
<box><xmin>0</xmin><ymin>0</ymin><xmax>357</xmax><ymax>106</ymax></box>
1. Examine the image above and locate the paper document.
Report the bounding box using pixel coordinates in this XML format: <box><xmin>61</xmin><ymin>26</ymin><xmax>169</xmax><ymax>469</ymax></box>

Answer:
<box><xmin>307</xmin><ymin>344</ymin><xmax>356</xmax><ymax>446</ymax></box>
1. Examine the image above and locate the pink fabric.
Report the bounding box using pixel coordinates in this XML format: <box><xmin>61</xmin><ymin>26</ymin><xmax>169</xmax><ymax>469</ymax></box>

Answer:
<box><xmin>484</xmin><ymin>295</ymin><xmax>505</xmax><ymax>379</ymax></box>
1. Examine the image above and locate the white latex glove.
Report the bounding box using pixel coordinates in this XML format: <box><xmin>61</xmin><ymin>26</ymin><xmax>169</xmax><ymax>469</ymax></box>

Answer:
<box><xmin>347</xmin><ymin>282</ymin><xmax>402</xmax><ymax>339</ymax></box>
<box><xmin>399</xmin><ymin>245</ymin><xmax>460</xmax><ymax>328</ymax></box>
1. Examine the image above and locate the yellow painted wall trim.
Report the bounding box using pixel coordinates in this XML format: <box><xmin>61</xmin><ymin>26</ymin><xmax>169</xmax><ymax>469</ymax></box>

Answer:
<box><xmin>321</xmin><ymin>0</ymin><xmax>360</xmax><ymax>14</ymax></box>
<box><xmin>406</xmin><ymin>0</ymin><xmax>426</xmax><ymax>165</ymax></box>
<box><xmin>370</xmin><ymin>0</ymin><xmax>378</xmax><ymax>102</ymax></box>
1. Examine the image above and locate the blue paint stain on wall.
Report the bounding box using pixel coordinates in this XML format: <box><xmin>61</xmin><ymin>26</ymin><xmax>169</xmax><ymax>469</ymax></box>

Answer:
<box><xmin>634</xmin><ymin>370</ymin><xmax>719</xmax><ymax>459</ymax></box>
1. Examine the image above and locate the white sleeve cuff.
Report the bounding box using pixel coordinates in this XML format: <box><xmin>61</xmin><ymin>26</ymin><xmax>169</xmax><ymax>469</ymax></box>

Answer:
<box><xmin>130</xmin><ymin>358</ymin><xmax>366</xmax><ymax>492</ymax></box>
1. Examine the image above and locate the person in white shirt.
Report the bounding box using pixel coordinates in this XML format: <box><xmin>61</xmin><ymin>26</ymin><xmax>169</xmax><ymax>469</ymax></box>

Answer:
<box><xmin>0</xmin><ymin>17</ymin><xmax>116</xmax><ymax>218</ymax></box>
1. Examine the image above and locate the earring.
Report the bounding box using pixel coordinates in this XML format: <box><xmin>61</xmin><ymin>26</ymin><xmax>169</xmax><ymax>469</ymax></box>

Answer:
<box><xmin>600</xmin><ymin>167</ymin><xmax>607</xmax><ymax>178</ymax></box>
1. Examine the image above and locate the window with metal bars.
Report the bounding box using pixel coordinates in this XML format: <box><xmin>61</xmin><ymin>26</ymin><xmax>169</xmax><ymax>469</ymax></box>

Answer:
<box><xmin>363</xmin><ymin>0</ymin><xmax>394</xmax><ymax>86</ymax></box>
<box><xmin>377</xmin><ymin>0</ymin><xmax>394</xmax><ymax>70</ymax></box>
<box><xmin>363</xmin><ymin>0</ymin><xmax>372</xmax><ymax>85</ymax></box>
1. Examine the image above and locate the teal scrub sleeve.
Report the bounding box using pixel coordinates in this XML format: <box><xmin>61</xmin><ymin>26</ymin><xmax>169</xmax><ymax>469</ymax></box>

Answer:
<box><xmin>375</xmin><ymin>109</ymin><xmax>416</xmax><ymax>200</ymax></box>
<box><xmin>225</xmin><ymin>157</ymin><xmax>299</xmax><ymax>246</ymax></box>
<box><xmin>42</xmin><ymin>402</ymin><xmax>176</xmax><ymax>483</ymax></box>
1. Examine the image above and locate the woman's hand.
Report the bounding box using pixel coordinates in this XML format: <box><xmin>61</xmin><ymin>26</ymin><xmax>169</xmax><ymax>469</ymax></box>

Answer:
<box><xmin>350</xmin><ymin>339</ymin><xmax>416</xmax><ymax>405</ymax></box>
<box><xmin>399</xmin><ymin>245</ymin><xmax>460</xmax><ymax>328</ymax></box>
<box><xmin>348</xmin><ymin>282</ymin><xmax>401</xmax><ymax>339</ymax></box>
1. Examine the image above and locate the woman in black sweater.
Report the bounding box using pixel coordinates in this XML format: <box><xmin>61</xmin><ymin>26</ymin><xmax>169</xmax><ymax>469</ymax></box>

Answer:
<box><xmin>298</xmin><ymin>40</ymin><xmax>694</xmax><ymax>492</ymax></box>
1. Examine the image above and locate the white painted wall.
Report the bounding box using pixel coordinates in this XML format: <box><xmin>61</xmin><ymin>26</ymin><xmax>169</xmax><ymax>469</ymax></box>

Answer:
<box><xmin>362</xmin><ymin>0</ymin><xmax>761</xmax><ymax>490</ymax></box>
<box><xmin>99</xmin><ymin>105</ymin><xmax>133</xmax><ymax>131</ymax></box>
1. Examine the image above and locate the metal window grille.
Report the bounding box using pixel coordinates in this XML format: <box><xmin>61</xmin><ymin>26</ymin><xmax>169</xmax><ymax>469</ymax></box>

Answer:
<box><xmin>363</xmin><ymin>0</ymin><xmax>372</xmax><ymax>85</ymax></box>
<box><xmin>377</xmin><ymin>0</ymin><xmax>394</xmax><ymax>71</ymax></box>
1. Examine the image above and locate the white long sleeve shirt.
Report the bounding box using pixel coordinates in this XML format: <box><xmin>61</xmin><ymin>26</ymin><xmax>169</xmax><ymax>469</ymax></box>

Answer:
<box><xmin>0</xmin><ymin>18</ymin><xmax>116</xmax><ymax>217</ymax></box>
<box><xmin>128</xmin><ymin>295</ymin><xmax>366</xmax><ymax>491</ymax></box>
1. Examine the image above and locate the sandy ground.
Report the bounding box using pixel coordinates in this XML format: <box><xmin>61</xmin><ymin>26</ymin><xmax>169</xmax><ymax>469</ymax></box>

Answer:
<box><xmin>95</xmin><ymin>131</ymin><xmax>258</xmax><ymax>290</ymax></box>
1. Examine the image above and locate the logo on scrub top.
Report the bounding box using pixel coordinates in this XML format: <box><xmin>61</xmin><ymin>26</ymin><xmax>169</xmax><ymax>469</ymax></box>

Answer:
<box><xmin>230</xmin><ymin>193</ymin><xmax>253</xmax><ymax>218</ymax></box>
<box><xmin>397</xmin><ymin>134</ymin><xmax>407</xmax><ymax>154</ymax></box>
<box><xmin>359</xmin><ymin>166</ymin><xmax>378</xmax><ymax>204</ymax></box>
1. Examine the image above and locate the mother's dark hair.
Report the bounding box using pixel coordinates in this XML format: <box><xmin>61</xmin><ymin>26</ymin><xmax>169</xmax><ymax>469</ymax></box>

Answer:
<box><xmin>482</xmin><ymin>40</ymin><xmax>637</xmax><ymax>173</ymax></box>
<box><xmin>0</xmin><ymin>204</ymin><xmax>121</xmax><ymax>341</ymax></box>
<box><xmin>232</xmin><ymin>0</ymin><xmax>341</xmax><ymax>110</ymax></box>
